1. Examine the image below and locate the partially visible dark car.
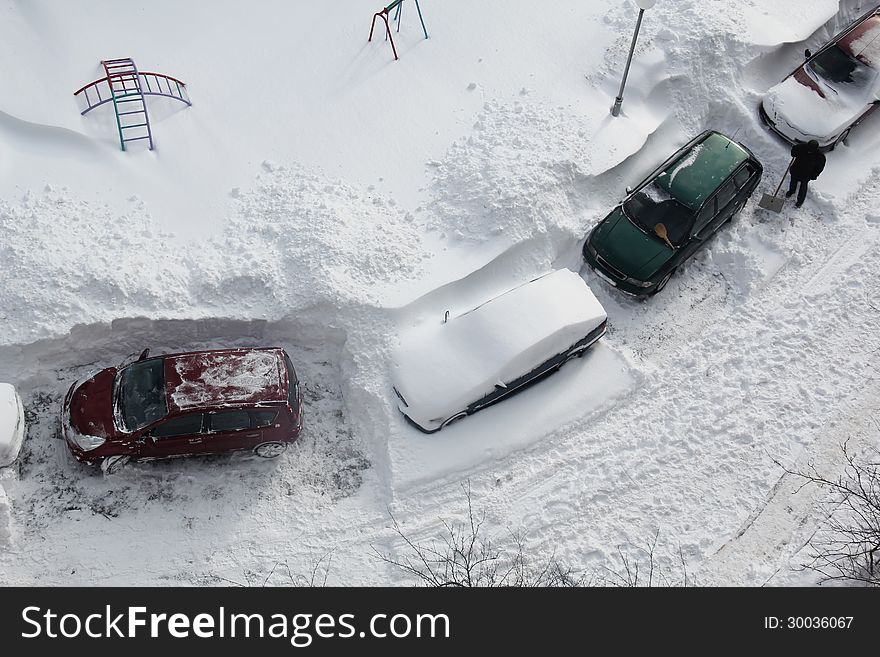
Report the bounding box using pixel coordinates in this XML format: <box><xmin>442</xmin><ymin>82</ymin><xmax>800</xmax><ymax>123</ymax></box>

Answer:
<box><xmin>62</xmin><ymin>347</ymin><xmax>302</xmax><ymax>472</ymax></box>
<box><xmin>761</xmin><ymin>4</ymin><xmax>880</xmax><ymax>150</ymax></box>
<box><xmin>583</xmin><ymin>130</ymin><xmax>763</xmax><ymax>297</ymax></box>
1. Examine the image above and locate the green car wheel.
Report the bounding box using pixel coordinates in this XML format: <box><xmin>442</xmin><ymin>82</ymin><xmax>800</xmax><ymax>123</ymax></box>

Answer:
<box><xmin>652</xmin><ymin>269</ymin><xmax>675</xmax><ymax>295</ymax></box>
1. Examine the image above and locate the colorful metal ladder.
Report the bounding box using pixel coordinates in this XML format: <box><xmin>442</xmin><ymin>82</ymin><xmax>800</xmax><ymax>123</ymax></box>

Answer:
<box><xmin>74</xmin><ymin>58</ymin><xmax>192</xmax><ymax>151</ymax></box>
<box><xmin>102</xmin><ymin>58</ymin><xmax>153</xmax><ymax>151</ymax></box>
<box><xmin>369</xmin><ymin>0</ymin><xmax>428</xmax><ymax>61</ymax></box>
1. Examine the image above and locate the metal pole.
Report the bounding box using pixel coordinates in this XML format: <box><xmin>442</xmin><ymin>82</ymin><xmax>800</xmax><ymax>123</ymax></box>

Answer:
<box><xmin>414</xmin><ymin>0</ymin><xmax>428</xmax><ymax>38</ymax></box>
<box><xmin>611</xmin><ymin>8</ymin><xmax>645</xmax><ymax>117</ymax></box>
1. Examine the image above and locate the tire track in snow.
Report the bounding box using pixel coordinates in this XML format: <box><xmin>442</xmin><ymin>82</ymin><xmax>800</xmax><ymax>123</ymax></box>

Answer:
<box><xmin>801</xmin><ymin>229</ymin><xmax>880</xmax><ymax>297</ymax></box>
<box><xmin>699</xmin><ymin>381</ymin><xmax>880</xmax><ymax>586</ymax></box>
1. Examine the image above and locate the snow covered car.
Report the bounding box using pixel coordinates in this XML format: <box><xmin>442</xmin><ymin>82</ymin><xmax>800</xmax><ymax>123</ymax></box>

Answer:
<box><xmin>0</xmin><ymin>383</ymin><xmax>25</xmax><ymax>468</ymax></box>
<box><xmin>583</xmin><ymin>130</ymin><xmax>763</xmax><ymax>296</ymax></box>
<box><xmin>62</xmin><ymin>347</ymin><xmax>303</xmax><ymax>471</ymax></box>
<box><xmin>391</xmin><ymin>269</ymin><xmax>608</xmax><ymax>433</ymax></box>
<box><xmin>760</xmin><ymin>5</ymin><xmax>880</xmax><ymax>150</ymax></box>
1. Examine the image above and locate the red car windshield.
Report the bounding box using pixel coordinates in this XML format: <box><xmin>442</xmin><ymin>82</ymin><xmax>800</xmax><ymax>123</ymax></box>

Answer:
<box><xmin>114</xmin><ymin>359</ymin><xmax>169</xmax><ymax>432</ymax></box>
<box><xmin>809</xmin><ymin>45</ymin><xmax>875</xmax><ymax>86</ymax></box>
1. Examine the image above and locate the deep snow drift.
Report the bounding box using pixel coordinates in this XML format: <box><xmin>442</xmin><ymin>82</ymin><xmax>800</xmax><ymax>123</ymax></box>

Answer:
<box><xmin>2</xmin><ymin>0</ymin><xmax>880</xmax><ymax>586</ymax></box>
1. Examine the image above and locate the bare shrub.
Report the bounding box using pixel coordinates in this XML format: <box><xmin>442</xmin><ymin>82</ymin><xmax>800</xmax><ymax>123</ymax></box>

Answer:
<box><xmin>375</xmin><ymin>483</ymin><xmax>582</xmax><ymax>587</ymax></box>
<box><xmin>597</xmin><ymin>529</ymin><xmax>693</xmax><ymax>587</ymax></box>
<box><xmin>783</xmin><ymin>441</ymin><xmax>880</xmax><ymax>586</ymax></box>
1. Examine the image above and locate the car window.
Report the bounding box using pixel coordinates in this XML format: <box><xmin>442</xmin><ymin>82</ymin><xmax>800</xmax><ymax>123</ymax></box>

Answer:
<box><xmin>152</xmin><ymin>413</ymin><xmax>204</xmax><ymax>439</ymax></box>
<box><xmin>694</xmin><ymin>198</ymin><xmax>717</xmax><ymax>233</ymax></box>
<box><xmin>733</xmin><ymin>165</ymin><xmax>754</xmax><ymax>190</ymax></box>
<box><xmin>116</xmin><ymin>358</ymin><xmax>168</xmax><ymax>431</ymax></box>
<box><xmin>284</xmin><ymin>354</ymin><xmax>299</xmax><ymax>408</ymax></box>
<box><xmin>252</xmin><ymin>410</ymin><xmax>278</xmax><ymax>428</ymax></box>
<box><xmin>715</xmin><ymin>180</ymin><xmax>737</xmax><ymax>210</ymax></box>
<box><xmin>210</xmin><ymin>410</ymin><xmax>251</xmax><ymax>432</ymax></box>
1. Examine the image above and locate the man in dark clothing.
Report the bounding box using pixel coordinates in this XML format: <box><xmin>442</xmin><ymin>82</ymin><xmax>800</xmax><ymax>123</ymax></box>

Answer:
<box><xmin>786</xmin><ymin>139</ymin><xmax>826</xmax><ymax>208</ymax></box>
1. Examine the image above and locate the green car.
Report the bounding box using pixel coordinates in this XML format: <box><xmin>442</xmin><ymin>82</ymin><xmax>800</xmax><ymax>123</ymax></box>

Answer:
<box><xmin>583</xmin><ymin>131</ymin><xmax>763</xmax><ymax>296</ymax></box>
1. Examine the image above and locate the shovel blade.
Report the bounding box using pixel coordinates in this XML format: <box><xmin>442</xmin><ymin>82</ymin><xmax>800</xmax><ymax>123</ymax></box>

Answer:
<box><xmin>758</xmin><ymin>193</ymin><xmax>785</xmax><ymax>213</ymax></box>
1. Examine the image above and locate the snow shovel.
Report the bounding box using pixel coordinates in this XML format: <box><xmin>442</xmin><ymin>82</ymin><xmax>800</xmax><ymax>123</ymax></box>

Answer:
<box><xmin>758</xmin><ymin>157</ymin><xmax>794</xmax><ymax>213</ymax></box>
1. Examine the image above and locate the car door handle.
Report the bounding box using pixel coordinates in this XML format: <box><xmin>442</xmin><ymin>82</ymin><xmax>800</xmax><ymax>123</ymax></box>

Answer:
<box><xmin>188</xmin><ymin>438</ymin><xmax>203</xmax><ymax>444</ymax></box>
<box><xmin>244</xmin><ymin>432</ymin><xmax>260</xmax><ymax>438</ymax></box>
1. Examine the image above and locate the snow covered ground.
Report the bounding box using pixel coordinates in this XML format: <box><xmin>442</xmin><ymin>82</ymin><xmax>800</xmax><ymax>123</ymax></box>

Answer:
<box><xmin>2</xmin><ymin>0</ymin><xmax>880</xmax><ymax>585</ymax></box>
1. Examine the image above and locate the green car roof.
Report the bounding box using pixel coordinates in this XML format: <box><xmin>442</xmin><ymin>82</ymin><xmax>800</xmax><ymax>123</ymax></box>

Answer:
<box><xmin>654</xmin><ymin>132</ymin><xmax>750</xmax><ymax>210</ymax></box>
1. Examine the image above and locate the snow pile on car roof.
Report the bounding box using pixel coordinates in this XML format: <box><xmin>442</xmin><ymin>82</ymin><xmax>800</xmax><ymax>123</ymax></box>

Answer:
<box><xmin>0</xmin><ymin>384</ymin><xmax>24</xmax><ymax>468</ymax></box>
<box><xmin>665</xmin><ymin>143</ymin><xmax>704</xmax><ymax>186</ymax></box>
<box><xmin>392</xmin><ymin>269</ymin><xmax>606</xmax><ymax>429</ymax></box>
<box><xmin>842</xmin><ymin>17</ymin><xmax>880</xmax><ymax>66</ymax></box>
<box><xmin>169</xmin><ymin>350</ymin><xmax>285</xmax><ymax>411</ymax></box>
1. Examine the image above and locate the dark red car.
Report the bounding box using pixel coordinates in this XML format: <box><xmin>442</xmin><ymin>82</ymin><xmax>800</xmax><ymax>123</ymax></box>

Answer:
<box><xmin>761</xmin><ymin>4</ymin><xmax>880</xmax><ymax>150</ymax></box>
<box><xmin>62</xmin><ymin>347</ymin><xmax>303</xmax><ymax>472</ymax></box>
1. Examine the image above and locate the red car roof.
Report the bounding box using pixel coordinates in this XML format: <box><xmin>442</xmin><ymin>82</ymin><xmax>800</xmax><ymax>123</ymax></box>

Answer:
<box><xmin>838</xmin><ymin>14</ymin><xmax>880</xmax><ymax>67</ymax></box>
<box><xmin>163</xmin><ymin>347</ymin><xmax>288</xmax><ymax>413</ymax></box>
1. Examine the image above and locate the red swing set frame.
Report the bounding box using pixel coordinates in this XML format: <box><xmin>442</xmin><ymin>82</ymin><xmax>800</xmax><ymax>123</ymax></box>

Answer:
<box><xmin>369</xmin><ymin>0</ymin><xmax>428</xmax><ymax>61</ymax></box>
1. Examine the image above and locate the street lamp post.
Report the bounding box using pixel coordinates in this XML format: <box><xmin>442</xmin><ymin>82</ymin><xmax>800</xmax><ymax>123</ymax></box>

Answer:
<box><xmin>610</xmin><ymin>0</ymin><xmax>656</xmax><ymax>117</ymax></box>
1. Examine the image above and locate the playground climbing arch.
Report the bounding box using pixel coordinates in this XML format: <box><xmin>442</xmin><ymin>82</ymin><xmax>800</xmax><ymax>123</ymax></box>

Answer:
<box><xmin>74</xmin><ymin>58</ymin><xmax>192</xmax><ymax>151</ymax></box>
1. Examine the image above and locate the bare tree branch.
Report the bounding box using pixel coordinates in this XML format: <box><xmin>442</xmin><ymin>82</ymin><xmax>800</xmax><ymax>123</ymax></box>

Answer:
<box><xmin>782</xmin><ymin>441</ymin><xmax>880</xmax><ymax>586</ymax></box>
<box><xmin>374</xmin><ymin>481</ymin><xmax>582</xmax><ymax>587</ymax></box>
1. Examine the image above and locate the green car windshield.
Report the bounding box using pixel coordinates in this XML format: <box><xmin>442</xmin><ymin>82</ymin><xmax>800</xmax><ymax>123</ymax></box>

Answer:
<box><xmin>622</xmin><ymin>183</ymin><xmax>694</xmax><ymax>246</ymax></box>
<box><xmin>114</xmin><ymin>359</ymin><xmax>168</xmax><ymax>432</ymax></box>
